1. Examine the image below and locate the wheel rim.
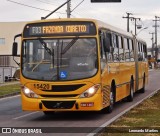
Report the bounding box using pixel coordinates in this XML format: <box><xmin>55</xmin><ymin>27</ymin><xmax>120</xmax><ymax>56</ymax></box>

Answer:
<box><xmin>131</xmin><ymin>82</ymin><xmax>134</xmax><ymax>98</ymax></box>
<box><xmin>110</xmin><ymin>92</ymin><xmax>114</xmax><ymax>108</ymax></box>
<box><xmin>143</xmin><ymin>77</ymin><xmax>145</xmax><ymax>89</ymax></box>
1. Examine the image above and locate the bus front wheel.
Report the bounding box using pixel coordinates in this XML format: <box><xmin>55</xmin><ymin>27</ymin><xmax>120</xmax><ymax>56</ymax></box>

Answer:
<box><xmin>101</xmin><ymin>87</ymin><xmax>115</xmax><ymax>114</ymax></box>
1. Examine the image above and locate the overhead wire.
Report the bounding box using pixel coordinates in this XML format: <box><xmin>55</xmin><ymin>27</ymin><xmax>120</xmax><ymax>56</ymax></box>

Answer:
<box><xmin>34</xmin><ymin>0</ymin><xmax>57</xmax><ymax>6</ymax></box>
<box><xmin>71</xmin><ymin>0</ymin><xmax>84</xmax><ymax>12</ymax></box>
<box><xmin>7</xmin><ymin>0</ymin><xmax>51</xmax><ymax>12</ymax></box>
<box><xmin>6</xmin><ymin>0</ymin><xmax>66</xmax><ymax>15</ymax></box>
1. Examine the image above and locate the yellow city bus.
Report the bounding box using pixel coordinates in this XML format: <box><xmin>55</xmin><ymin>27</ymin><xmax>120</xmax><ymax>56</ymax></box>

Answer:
<box><xmin>12</xmin><ymin>18</ymin><xmax>148</xmax><ymax>114</ymax></box>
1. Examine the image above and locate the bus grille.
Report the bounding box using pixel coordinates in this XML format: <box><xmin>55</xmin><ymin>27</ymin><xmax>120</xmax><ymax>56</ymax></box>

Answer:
<box><xmin>42</xmin><ymin>100</ymin><xmax>76</xmax><ymax>109</ymax></box>
<box><xmin>42</xmin><ymin>84</ymin><xmax>85</xmax><ymax>92</ymax></box>
<box><xmin>40</xmin><ymin>94</ymin><xmax>78</xmax><ymax>98</ymax></box>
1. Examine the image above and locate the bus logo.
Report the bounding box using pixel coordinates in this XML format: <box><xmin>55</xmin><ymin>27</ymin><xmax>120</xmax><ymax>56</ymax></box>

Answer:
<box><xmin>2</xmin><ymin>128</ymin><xmax>11</xmax><ymax>133</ymax></box>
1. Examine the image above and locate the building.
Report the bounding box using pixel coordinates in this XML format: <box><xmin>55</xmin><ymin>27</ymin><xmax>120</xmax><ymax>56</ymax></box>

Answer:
<box><xmin>0</xmin><ymin>22</ymin><xmax>26</xmax><ymax>82</ymax></box>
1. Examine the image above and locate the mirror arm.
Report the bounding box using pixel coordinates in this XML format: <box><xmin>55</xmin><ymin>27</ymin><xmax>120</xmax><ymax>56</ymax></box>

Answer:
<box><xmin>14</xmin><ymin>34</ymin><xmax>22</xmax><ymax>41</ymax></box>
<box><xmin>13</xmin><ymin>56</ymin><xmax>20</xmax><ymax>66</ymax></box>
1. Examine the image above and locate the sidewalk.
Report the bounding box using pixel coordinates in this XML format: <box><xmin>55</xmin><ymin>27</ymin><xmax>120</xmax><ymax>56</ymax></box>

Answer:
<box><xmin>0</xmin><ymin>81</ymin><xmax>20</xmax><ymax>87</ymax></box>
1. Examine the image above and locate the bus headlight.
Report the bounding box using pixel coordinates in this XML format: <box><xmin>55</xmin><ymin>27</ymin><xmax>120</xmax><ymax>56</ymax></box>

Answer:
<box><xmin>79</xmin><ymin>84</ymin><xmax>100</xmax><ymax>98</ymax></box>
<box><xmin>22</xmin><ymin>86</ymin><xmax>38</xmax><ymax>98</ymax></box>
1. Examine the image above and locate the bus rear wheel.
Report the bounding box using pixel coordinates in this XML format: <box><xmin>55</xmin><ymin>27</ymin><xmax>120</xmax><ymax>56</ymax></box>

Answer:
<box><xmin>127</xmin><ymin>79</ymin><xmax>134</xmax><ymax>102</ymax></box>
<box><xmin>140</xmin><ymin>76</ymin><xmax>145</xmax><ymax>93</ymax></box>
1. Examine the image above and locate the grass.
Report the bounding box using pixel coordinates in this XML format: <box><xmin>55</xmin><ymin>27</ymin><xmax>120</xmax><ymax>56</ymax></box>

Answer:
<box><xmin>0</xmin><ymin>84</ymin><xmax>20</xmax><ymax>97</ymax></box>
<box><xmin>99</xmin><ymin>91</ymin><xmax>160</xmax><ymax>136</ymax></box>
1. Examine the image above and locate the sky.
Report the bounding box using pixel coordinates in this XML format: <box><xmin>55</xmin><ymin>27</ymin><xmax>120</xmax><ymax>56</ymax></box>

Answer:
<box><xmin>1</xmin><ymin>0</ymin><xmax>160</xmax><ymax>47</ymax></box>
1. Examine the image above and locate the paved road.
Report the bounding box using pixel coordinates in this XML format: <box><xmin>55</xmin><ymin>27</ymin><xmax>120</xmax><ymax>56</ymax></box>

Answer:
<box><xmin>0</xmin><ymin>70</ymin><xmax>159</xmax><ymax>136</ymax></box>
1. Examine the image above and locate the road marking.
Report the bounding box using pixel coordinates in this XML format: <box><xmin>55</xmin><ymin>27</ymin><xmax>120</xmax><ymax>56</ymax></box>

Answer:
<box><xmin>13</xmin><ymin>111</ymin><xmax>40</xmax><ymax>120</ymax></box>
<box><xmin>87</xmin><ymin>89</ymin><xmax>159</xmax><ymax>136</ymax></box>
<box><xmin>0</xmin><ymin>95</ymin><xmax>20</xmax><ymax>101</ymax></box>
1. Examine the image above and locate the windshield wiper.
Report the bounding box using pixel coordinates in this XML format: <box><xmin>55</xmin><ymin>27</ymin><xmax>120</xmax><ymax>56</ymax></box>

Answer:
<box><xmin>60</xmin><ymin>40</ymin><xmax>63</xmax><ymax>66</ymax></box>
<box><xmin>38</xmin><ymin>38</ymin><xmax>55</xmax><ymax>69</ymax></box>
<box><xmin>38</xmin><ymin>38</ymin><xmax>54</xmax><ymax>56</ymax></box>
<box><xmin>61</xmin><ymin>36</ymin><xmax>79</xmax><ymax>54</ymax></box>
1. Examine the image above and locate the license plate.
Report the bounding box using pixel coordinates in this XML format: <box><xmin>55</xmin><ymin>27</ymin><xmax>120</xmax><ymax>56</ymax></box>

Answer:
<box><xmin>81</xmin><ymin>102</ymin><xmax>94</xmax><ymax>107</ymax></box>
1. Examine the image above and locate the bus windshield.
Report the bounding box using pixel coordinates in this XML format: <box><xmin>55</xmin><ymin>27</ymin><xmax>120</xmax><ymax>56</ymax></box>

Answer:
<box><xmin>22</xmin><ymin>38</ymin><xmax>98</xmax><ymax>81</ymax></box>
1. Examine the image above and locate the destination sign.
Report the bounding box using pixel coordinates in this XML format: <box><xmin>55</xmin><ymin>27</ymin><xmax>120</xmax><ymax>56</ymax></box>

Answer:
<box><xmin>30</xmin><ymin>25</ymin><xmax>89</xmax><ymax>35</ymax></box>
<box><xmin>23</xmin><ymin>21</ymin><xmax>96</xmax><ymax>37</ymax></box>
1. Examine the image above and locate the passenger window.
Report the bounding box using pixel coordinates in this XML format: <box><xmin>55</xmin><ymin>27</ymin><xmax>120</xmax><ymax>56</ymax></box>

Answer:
<box><xmin>112</xmin><ymin>34</ymin><xmax>119</xmax><ymax>62</ymax></box>
<box><xmin>118</xmin><ymin>36</ymin><xmax>124</xmax><ymax>62</ymax></box>
<box><xmin>99</xmin><ymin>31</ymin><xmax>107</xmax><ymax>72</ymax></box>
<box><xmin>105</xmin><ymin>32</ymin><xmax>113</xmax><ymax>62</ymax></box>
<box><xmin>129</xmin><ymin>39</ymin><xmax>134</xmax><ymax>61</ymax></box>
<box><xmin>138</xmin><ymin>43</ymin><xmax>143</xmax><ymax>61</ymax></box>
<box><xmin>143</xmin><ymin>44</ymin><xmax>147</xmax><ymax>60</ymax></box>
<box><xmin>124</xmin><ymin>38</ymin><xmax>130</xmax><ymax>61</ymax></box>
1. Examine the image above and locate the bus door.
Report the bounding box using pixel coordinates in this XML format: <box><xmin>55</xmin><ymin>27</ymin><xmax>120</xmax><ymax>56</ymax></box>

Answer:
<box><xmin>110</xmin><ymin>33</ymin><xmax>120</xmax><ymax>84</ymax></box>
<box><xmin>99</xmin><ymin>31</ymin><xmax>112</xmax><ymax>108</ymax></box>
<box><xmin>99</xmin><ymin>31</ymin><xmax>120</xmax><ymax>106</ymax></box>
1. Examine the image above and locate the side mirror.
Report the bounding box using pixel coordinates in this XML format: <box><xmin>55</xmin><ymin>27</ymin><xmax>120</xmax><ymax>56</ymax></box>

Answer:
<box><xmin>12</xmin><ymin>42</ymin><xmax>18</xmax><ymax>56</ymax></box>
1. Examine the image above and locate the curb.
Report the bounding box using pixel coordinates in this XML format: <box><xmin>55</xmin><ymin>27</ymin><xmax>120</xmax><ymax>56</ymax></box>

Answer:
<box><xmin>0</xmin><ymin>92</ymin><xmax>20</xmax><ymax>99</ymax></box>
<box><xmin>0</xmin><ymin>82</ymin><xmax>20</xmax><ymax>87</ymax></box>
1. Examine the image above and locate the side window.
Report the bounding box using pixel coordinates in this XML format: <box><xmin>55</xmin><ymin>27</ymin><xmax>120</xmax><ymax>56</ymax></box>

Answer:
<box><xmin>138</xmin><ymin>42</ymin><xmax>143</xmax><ymax>61</ymax></box>
<box><xmin>129</xmin><ymin>39</ymin><xmax>134</xmax><ymax>61</ymax></box>
<box><xmin>118</xmin><ymin>36</ymin><xmax>124</xmax><ymax>62</ymax></box>
<box><xmin>112</xmin><ymin>34</ymin><xmax>119</xmax><ymax>62</ymax></box>
<box><xmin>143</xmin><ymin>44</ymin><xmax>147</xmax><ymax>61</ymax></box>
<box><xmin>141</xmin><ymin>43</ymin><xmax>147</xmax><ymax>61</ymax></box>
<box><xmin>105</xmin><ymin>32</ymin><xmax>113</xmax><ymax>62</ymax></box>
<box><xmin>99</xmin><ymin>31</ymin><xmax>106</xmax><ymax>60</ymax></box>
<box><xmin>124</xmin><ymin>38</ymin><xmax>130</xmax><ymax>61</ymax></box>
<box><xmin>99</xmin><ymin>31</ymin><xmax>107</xmax><ymax>72</ymax></box>
<box><xmin>141</xmin><ymin>44</ymin><xmax>144</xmax><ymax>61</ymax></box>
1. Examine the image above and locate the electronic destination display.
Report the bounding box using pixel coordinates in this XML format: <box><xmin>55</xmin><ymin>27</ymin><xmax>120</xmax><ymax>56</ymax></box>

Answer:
<box><xmin>23</xmin><ymin>21</ymin><xmax>97</xmax><ymax>37</ymax></box>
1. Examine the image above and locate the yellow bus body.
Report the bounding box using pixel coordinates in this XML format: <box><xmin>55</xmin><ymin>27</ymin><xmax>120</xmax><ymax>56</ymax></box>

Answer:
<box><xmin>17</xmin><ymin>18</ymin><xmax>148</xmax><ymax>112</ymax></box>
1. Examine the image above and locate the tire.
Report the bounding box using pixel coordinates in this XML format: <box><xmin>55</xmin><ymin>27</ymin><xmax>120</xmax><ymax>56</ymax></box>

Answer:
<box><xmin>127</xmin><ymin>79</ymin><xmax>134</xmax><ymax>102</ymax></box>
<box><xmin>140</xmin><ymin>76</ymin><xmax>145</xmax><ymax>93</ymax></box>
<box><xmin>101</xmin><ymin>87</ymin><xmax>115</xmax><ymax>114</ymax></box>
<box><xmin>43</xmin><ymin>111</ymin><xmax>55</xmax><ymax>115</ymax></box>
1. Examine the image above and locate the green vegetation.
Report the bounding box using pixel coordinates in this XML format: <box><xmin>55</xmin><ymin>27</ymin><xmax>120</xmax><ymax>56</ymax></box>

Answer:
<box><xmin>100</xmin><ymin>91</ymin><xmax>160</xmax><ymax>136</ymax></box>
<box><xmin>0</xmin><ymin>84</ymin><xmax>20</xmax><ymax>97</ymax></box>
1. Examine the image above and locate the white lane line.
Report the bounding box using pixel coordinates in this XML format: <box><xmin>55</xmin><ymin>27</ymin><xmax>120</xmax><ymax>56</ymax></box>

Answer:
<box><xmin>13</xmin><ymin>111</ymin><xmax>40</xmax><ymax>120</ymax></box>
<box><xmin>87</xmin><ymin>89</ymin><xmax>159</xmax><ymax>136</ymax></box>
<box><xmin>0</xmin><ymin>95</ymin><xmax>20</xmax><ymax>101</ymax></box>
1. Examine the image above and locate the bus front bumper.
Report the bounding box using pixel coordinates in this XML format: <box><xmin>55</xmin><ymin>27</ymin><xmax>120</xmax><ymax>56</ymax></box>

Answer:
<box><xmin>21</xmin><ymin>93</ymin><xmax>104</xmax><ymax>111</ymax></box>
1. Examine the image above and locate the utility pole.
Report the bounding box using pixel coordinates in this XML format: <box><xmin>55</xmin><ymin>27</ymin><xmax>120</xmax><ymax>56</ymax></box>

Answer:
<box><xmin>149</xmin><ymin>32</ymin><xmax>155</xmax><ymax>57</ymax></box>
<box><xmin>131</xmin><ymin>17</ymin><xmax>141</xmax><ymax>35</ymax></box>
<box><xmin>153</xmin><ymin>16</ymin><xmax>160</xmax><ymax>61</ymax></box>
<box><xmin>122</xmin><ymin>12</ymin><xmax>133</xmax><ymax>32</ymax></box>
<box><xmin>67</xmin><ymin>0</ymin><xmax>71</xmax><ymax>18</ymax></box>
<box><xmin>41</xmin><ymin>0</ymin><xmax>71</xmax><ymax>20</ymax></box>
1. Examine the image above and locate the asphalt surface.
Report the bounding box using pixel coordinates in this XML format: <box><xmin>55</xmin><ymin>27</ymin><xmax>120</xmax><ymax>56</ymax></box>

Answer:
<box><xmin>0</xmin><ymin>70</ymin><xmax>159</xmax><ymax>136</ymax></box>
